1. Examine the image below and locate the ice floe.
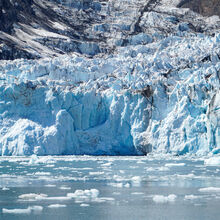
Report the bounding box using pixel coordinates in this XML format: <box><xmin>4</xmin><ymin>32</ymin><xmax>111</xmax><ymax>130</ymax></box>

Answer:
<box><xmin>18</xmin><ymin>193</ymin><xmax>48</xmax><ymax>200</ymax></box>
<box><xmin>184</xmin><ymin>195</ymin><xmax>200</xmax><ymax>200</ymax></box>
<box><xmin>165</xmin><ymin>163</ymin><xmax>185</xmax><ymax>167</ymax></box>
<box><xmin>67</xmin><ymin>189</ymin><xmax>99</xmax><ymax>199</ymax></box>
<box><xmin>2</xmin><ymin>206</ymin><xmax>43</xmax><ymax>214</ymax></box>
<box><xmin>48</xmin><ymin>204</ymin><xmax>67</xmax><ymax>208</ymax></box>
<box><xmin>204</xmin><ymin>157</ymin><xmax>220</xmax><ymax>166</ymax></box>
<box><xmin>199</xmin><ymin>187</ymin><xmax>220</xmax><ymax>193</ymax></box>
<box><xmin>153</xmin><ymin>194</ymin><xmax>177</xmax><ymax>203</ymax></box>
<box><xmin>2</xmin><ymin>187</ymin><xmax>10</xmax><ymax>191</ymax></box>
<box><xmin>80</xmin><ymin>203</ymin><xmax>90</xmax><ymax>207</ymax></box>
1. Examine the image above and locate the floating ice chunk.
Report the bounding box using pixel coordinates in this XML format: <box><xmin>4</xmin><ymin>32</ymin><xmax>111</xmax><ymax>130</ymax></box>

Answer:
<box><xmin>108</xmin><ymin>183</ymin><xmax>123</xmax><ymax>188</ymax></box>
<box><xmin>130</xmin><ymin>166</ymin><xmax>139</xmax><ymax>169</ymax></box>
<box><xmin>184</xmin><ymin>195</ymin><xmax>200</xmax><ymax>200</ymax></box>
<box><xmin>165</xmin><ymin>163</ymin><xmax>185</xmax><ymax>167</ymax></box>
<box><xmin>131</xmin><ymin>192</ymin><xmax>144</xmax><ymax>195</ymax></box>
<box><xmin>132</xmin><ymin>176</ymin><xmax>141</xmax><ymax>182</ymax></box>
<box><xmin>176</xmin><ymin>173</ymin><xmax>195</xmax><ymax>179</ymax></box>
<box><xmin>199</xmin><ymin>187</ymin><xmax>220</xmax><ymax>192</ymax></box>
<box><xmin>67</xmin><ymin>189</ymin><xmax>99</xmax><ymax>199</ymax></box>
<box><xmin>80</xmin><ymin>203</ymin><xmax>90</xmax><ymax>207</ymax></box>
<box><xmin>112</xmin><ymin>192</ymin><xmax>121</xmax><ymax>195</ymax></box>
<box><xmin>101</xmin><ymin>162</ymin><xmax>112</xmax><ymax>167</ymax></box>
<box><xmin>18</xmin><ymin>193</ymin><xmax>48</xmax><ymax>200</ymax></box>
<box><xmin>45</xmin><ymin>164</ymin><xmax>55</xmax><ymax>168</ymax></box>
<box><xmin>36</xmin><ymin>156</ymin><xmax>56</xmax><ymax>164</ymax></box>
<box><xmin>158</xmin><ymin>167</ymin><xmax>170</xmax><ymax>171</ymax></box>
<box><xmin>2</xmin><ymin>187</ymin><xmax>10</xmax><ymax>191</ymax></box>
<box><xmin>45</xmin><ymin>184</ymin><xmax>56</xmax><ymax>187</ymax></box>
<box><xmin>30</xmin><ymin>206</ymin><xmax>43</xmax><ymax>214</ymax></box>
<box><xmin>48</xmin><ymin>204</ymin><xmax>66</xmax><ymax>208</ymax></box>
<box><xmin>29</xmin><ymin>155</ymin><xmax>55</xmax><ymax>165</ymax></box>
<box><xmin>124</xmin><ymin>183</ymin><xmax>130</xmax><ymax>188</ymax></box>
<box><xmin>204</xmin><ymin>157</ymin><xmax>220</xmax><ymax>166</ymax></box>
<box><xmin>34</xmin><ymin>172</ymin><xmax>51</xmax><ymax>176</ymax></box>
<box><xmin>2</xmin><ymin>207</ymin><xmax>31</xmax><ymax>215</ymax></box>
<box><xmin>29</xmin><ymin>155</ymin><xmax>39</xmax><ymax>165</ymax></box>
<box><xmin>131</xmin><ymin>176</ymin><xmax>142</xmax><ymax>186</ymax></box>
<box><xmin>59</xmin><ymin>186</ymin><xmax>71</xmax><ymax>190</ymax></box>
<box><xmin>92</xmin><ymin>197</ymin><xmax>115</xmax><ymax>203</ymax></box>
<box><xmin>98</xmin><ymin>197</ymin><xmax>115</xmax><ymax>201</ymax></box>
<box><xmin>146</xmin><ymin>167</ymin><xmax>155</xmax><ymax>171</ymax></box>
<box><xmin>66</xmin><ymin>189</ymin><xmax>115</xmax><ymax>203</ymax></box>
<box><xmin>0</xmin><ymin>174</ymin><xmax>16</xmax><ymax>178</ymax></box>
<box><xmin>89</xmin><ymin>172</ymin><xmax>104</xmax><ymax>175</ymax></box>
<box><xmin>108</xmin><ymin>182</ymin><xmax>130</xmax><ymax>188</ymax></box>
<box><xmin>113</xmin><ymin>175</ymin><xmax>125</xmax><ymax>182</ymax></box>
<box><xmin>153</xmin><ymin>194</ymin><xmax>177</xmax><ymax>203</ymax></box>
<box><xmin>2</xmin><ymin>206</ymin><xmax>43</xmax><ymax>214</ymax></box>
<box><xmin>19</xmin><ymin>193</ymin><xmax>71</xmax><ymax>202</ymax></box>
<box><xmin>36</xmin><ymin>196</ymin><xmax>72</xmax><ymax>201</ymax></box>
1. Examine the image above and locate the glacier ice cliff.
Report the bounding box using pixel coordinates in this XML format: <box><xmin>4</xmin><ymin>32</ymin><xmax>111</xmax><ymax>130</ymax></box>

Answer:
<box><xmin>0</xmin><ymin>0</ymin><xmax>220</xmax><ymax>156</ymax></box>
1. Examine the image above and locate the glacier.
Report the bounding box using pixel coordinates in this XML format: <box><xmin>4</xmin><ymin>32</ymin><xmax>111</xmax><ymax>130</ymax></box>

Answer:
<box><xmin>0</xmin><ymin>0</ymin><xmax>220</xmax><ymax>156</ymax></box>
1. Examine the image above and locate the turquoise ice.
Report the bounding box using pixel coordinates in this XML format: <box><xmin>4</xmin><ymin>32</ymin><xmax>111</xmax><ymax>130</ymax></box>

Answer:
<box><xmin>0</xmin><ymin>14</ymin><xmax>220</xmax><ymax>156</ymax></box>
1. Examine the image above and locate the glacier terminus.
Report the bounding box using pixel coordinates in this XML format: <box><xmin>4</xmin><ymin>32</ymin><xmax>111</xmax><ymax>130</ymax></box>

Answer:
<box><xmin>1</xmin><ymin>1</ymin><xmax>220</xmax><ymax>220</ymax></box>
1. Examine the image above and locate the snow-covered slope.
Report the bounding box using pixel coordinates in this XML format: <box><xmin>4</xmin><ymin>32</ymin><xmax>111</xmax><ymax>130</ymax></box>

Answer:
<box><xmin>0</xmin><ymin>0</ymin><xmax>220</xmax><ymax>156</ymax></box>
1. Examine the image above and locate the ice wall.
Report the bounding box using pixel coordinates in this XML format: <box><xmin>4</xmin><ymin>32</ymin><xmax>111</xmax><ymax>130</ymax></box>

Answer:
<box><xmin>0</xmin><ymin>5</ymin><xmax>220</xmax><ymax>156</ymax></box>
<box><xmin>0</xmin><ymin>81</ymin><xmax>150</xmax><ymax>155</ymax></box>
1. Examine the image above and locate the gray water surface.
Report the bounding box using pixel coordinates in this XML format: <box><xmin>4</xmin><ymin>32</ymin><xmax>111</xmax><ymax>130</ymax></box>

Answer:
<box><xmin>0</xmin><ymin>156</ymin><xmax>220</xmax><ymax>220</ymax></box>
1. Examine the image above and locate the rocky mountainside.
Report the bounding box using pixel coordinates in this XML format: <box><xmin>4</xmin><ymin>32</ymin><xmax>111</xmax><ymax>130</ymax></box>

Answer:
<box><xmin>0</xmin><ymin>0</ymin><xmax>111</xmax><ymax>59</ymax></box>
<box><xmin>179</xmin><ymin>0</ymin><xmax>220</xmax><ymax>17</ymax></box>
<box><xmin>0</xmin><ymin>0</ymin><xmax>220</xmax><ymax>60</ymax></box>
<box><xmin>0</xmin><ymin>0</ymin><xmax>220</xmax><ymax>156</ymax></box>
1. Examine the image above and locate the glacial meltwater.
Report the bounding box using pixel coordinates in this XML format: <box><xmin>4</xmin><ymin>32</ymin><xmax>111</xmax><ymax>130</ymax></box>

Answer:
<box><xmin>1</xmin><ymin>155</ymin><xmax>220</xmax><ymax>220</ymax></box>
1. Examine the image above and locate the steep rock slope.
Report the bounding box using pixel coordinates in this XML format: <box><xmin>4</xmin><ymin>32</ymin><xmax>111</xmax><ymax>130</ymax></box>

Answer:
<box><xmin>179</xmin><ymin>0</ymin><xmax>220</xmax><ymax>17</ymax></box>
<box><xmin>0</xmin><ymin>0</ymin><xmax>220</xmax><ymax>156</ymax></box>
<box><xmin>0</xmin><ymin>0</ymin><xmax>110</xmax><ymax>59</ymax></box>
<box><xmin>1</xmin><ymin>0</ymin><xmax>220</xmax><ymax>60</ymax></box>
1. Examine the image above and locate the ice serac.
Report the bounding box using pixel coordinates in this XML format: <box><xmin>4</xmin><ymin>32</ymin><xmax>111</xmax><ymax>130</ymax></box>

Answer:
<box><xmin>0</xmin><ymin>0</ymin><xmax>220</xmax><ymax>156</ymax></box>
<box><xmin>0</xmin><ymin>80</ymin><xmax>149</xmax><ymax>155</ymax></box>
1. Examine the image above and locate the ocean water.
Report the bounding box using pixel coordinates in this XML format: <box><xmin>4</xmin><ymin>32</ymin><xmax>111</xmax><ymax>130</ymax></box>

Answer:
<box><xmin>0</xmin><ymin>155</ymin><xmax>220</xmax><ymax>220</ymax></box>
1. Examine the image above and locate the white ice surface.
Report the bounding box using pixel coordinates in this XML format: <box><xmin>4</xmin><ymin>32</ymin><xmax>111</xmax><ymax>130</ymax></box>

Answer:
<box><xmin>2</xmin><ymin>206</ymin><xmax>43</xmax><ymax>214</ymax></box>
<box><xmin>48</xmin><ymin>204</ymin><xmax>67</xmax><ymax>208</ymax></box>
<box><xmin>199</xmin><ymin>187</ymin><xmax>220</xmax><ymax>193</ymax></box>
<box><xmin>204</xmin><ymin>157</ymin><xmax>220</xmax><ymax>166</ymax></box>
<box><xmin>1</xmin><ymin>4</ymin><xmax>220</xmax><ymax>156</ymax></box>
<box><xmin>152</xmin><ymin>194</ymin><xmax>177</xmax><ymax>203</ymax></box>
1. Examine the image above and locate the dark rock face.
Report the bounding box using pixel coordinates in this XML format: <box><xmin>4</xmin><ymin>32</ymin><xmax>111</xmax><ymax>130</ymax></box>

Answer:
<box><xmin>179</xmin><ymin>0</ymin><xmax>220</xmax><ymax>17</ymax></box>
<box><xmin>0</xmin><ymin>0</ymin><xmax>33</xmax><ymax>33</ymax></box>
<box><xmin>0</xmin><ymin>0</ymin><xmax>108</xmax><ymax>60</ymax></box>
